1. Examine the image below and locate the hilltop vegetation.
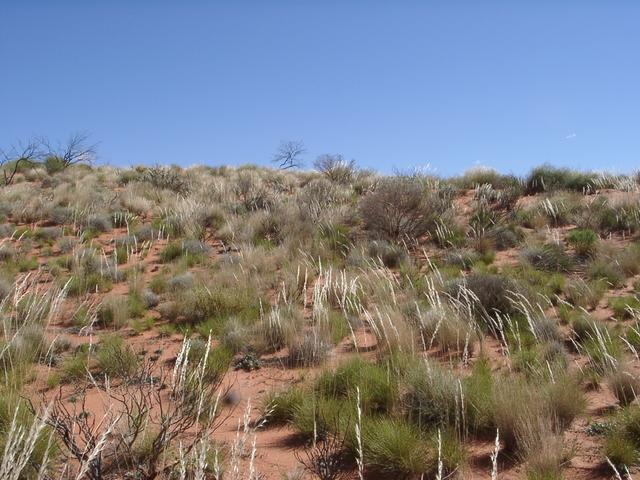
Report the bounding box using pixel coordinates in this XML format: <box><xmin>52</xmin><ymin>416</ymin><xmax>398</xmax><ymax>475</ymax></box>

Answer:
<box><xmin>1</xmin><ymin>152</ymin><xmax>640</xmax><ymax>479</ymax></box>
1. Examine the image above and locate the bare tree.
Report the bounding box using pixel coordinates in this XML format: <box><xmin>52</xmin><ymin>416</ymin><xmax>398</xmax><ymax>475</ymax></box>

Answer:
<box><xmin>41</xmin><ymin>131</ymin><xmax>98</xmax><ymax>171</ymax></box>
<box><xmin>0</xmin><ymin>137</ymin><xmax>42</xmax><ymax>186</ymax></box>
<box><xmin>272</xmin><ymin>140</ymin><xmax>306</xmax><ymax>169</ymax></box>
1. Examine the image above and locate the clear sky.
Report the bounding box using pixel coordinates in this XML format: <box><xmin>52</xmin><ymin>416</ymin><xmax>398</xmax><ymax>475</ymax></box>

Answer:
<box><xmin>2</xmin><ymin>2</ymin><xmax>639</xmax><ymax>175</ymax></box>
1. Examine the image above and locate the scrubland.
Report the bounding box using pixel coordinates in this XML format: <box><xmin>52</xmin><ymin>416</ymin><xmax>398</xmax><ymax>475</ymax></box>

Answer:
<box><xmin>2</xmin><ymin>157</ymin><xmax>640</xmax><ymax>479</ymax></box>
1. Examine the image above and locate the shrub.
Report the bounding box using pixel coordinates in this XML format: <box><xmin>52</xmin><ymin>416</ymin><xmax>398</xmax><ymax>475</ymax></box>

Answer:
<box><xmin>313</xmin><ymin>154</ymin><xmax>356</xmax><ymax>184</ymax></box>
<box><xmin>142</xmin><ymin>165</ymin><xmax>190</xmax><ymax>193</ymax></box>
<box><xmin>566</xmin><ymin>228</ymin><xmax>598</xmax><ymax>257</ymax></box>
<box><xmin>588</xmin><ymin>261</ymin><xmax>625</xmax><ymax>288</ymax></box>
<box><xmin>261</xmin><ymin>387</ymin><xmax>306</xmax><ymax>425</ymax></box>
<box><xmin>488</xmin><ymin>224</ymin><xmax>525</xmax><ymax>251</ymax></box>
<box><xmin>173</xmin><ymin>283</ymin><xmax>261</xmax><ymax>326</ymax></box>
<box><xmin>524</xmin><ymin>165</ymin><xmax>593</xmax><ymax>194</ymax></box>
<box><xmin>448</xmin><ymin>272</ymin><xmax>515</xmax><ymax>319</ymax></box>
<box><xmin>96</xmin><ymin>296</ymin><xmax>129</xmax><ymax>329</ymax></box>
<box><xmin>86</xmin><ymin>213</ymin><xmax>112</xmax><ymax>233</ymax></box>
<box><xmin>523</xmin><ymin>243</ymin><xmax>573</xmax><ymax>272</ymax></box>
<box><xmin>605</xmin><ymin>434</ymin><xmax>637</xmax><ymax>470</ymax></box>
<box><xmin>160</xmin><ymin>240</ymin><xmax>208</xmax><ymax>263</ymax></box>
<box><xmin>367</xmin><ymin>240</ymin><xmax>408</xmax><ymax>268</ymax></box>
<box><xmin>463</xmin><ymin>359</ymin><xmax>495</xmax><ymax>436</ymax></box>
<box><xmin>96</xmin><ymin>335</ymin><xmax>139</xmax><ymax>379</ymax></box>
<box><xmin>608</xmin><ymin>368</ymin><xmax>640</xmax><ymax>406</ymax></box>
<box><xmin>610</xmin><ymin>296</ymin><xmax>640</xmax><ymax>319</ymax></box>
<box><xmin>142</xmin><ymin>289</ymin><xmax>159</xmax><ymax>308</ymax></box>
<box><xmin>604</xmin><ymin>407</ymin><xmax>640</xmax><ymax>469</ymax></box>
<box><xmin>597</xmin><ymin>202</ymin><xmax>640</xmax><ymax>234</ymax></box>
<box><xmin>360</xmin><ymin>418</ymin><xmax>432</xmax><ymax>477</ymax></box>
<box><xmin>404</xmin><ymin>361</ymin><xmax>460</xmax><ymax>431</ymax></box>
<box><xmin>564</xmin><ymin>279</ymin><xmax>606</xmax><ymax>310</ymax></box>
<box><xmin>0</xmin><ymin>278</ymin><xmax>12</xmax><ymax>301</ymax></box>
<box><xmin>315</xmin><ymin>358</ymin><xmax>397</xmax><ymax>415</ymax></box>
<box><xmin>167</xmin><ymin>272</ymin><xmax>194</xmax><ymax>291</ymax></box>
<box><xmin>616</xmin><ymin>243</ymin><xmax>640</xmax><ymax>276</ymax></box>
<box><xmin>287</xmin><ymin>331</ymin><xmax>332</xmax><ymax>367</ymax></box>
<box><xmin>359</xmin><ymin>176</ymin><xmax>450</xmax><ymax>242</ymax></box>
<box><xmin>291</xmin><ymin>397</ymin><xmax>346</xmax><ymax>440</ymax></box>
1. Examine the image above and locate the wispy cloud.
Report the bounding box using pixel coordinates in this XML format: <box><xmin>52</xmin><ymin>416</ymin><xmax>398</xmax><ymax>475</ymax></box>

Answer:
<box><xmin>564</xmin><ymin>133</ymin><xmax>577</xmax><ymax>140</ymax></box>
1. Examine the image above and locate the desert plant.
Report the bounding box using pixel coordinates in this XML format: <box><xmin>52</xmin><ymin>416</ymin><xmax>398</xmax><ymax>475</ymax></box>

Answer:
<box><xmin>608</xmin><ymin>367</ymin><xmax>640</xmax><ymax>406</ymax></box>
<box><xmin>523</xmin><ymin>243</ymin><xmax>573</xmax><ymax>272</ymax></box>
<box><xmin>359</xmin><ymin>176</ymin><xmax>450</xmax><ymax>242</ymax></box>
<box><xmin>566</xmin><ymin>228</ymin><xmax>598</xmax><ymax>257</ymax></box>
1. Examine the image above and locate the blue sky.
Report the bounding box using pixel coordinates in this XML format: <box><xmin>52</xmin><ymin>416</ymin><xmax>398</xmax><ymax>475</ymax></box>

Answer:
<box><xmin>2</xmin><ymin>2</ymin><xmax>639</xmax><ymax>175</ymax></box>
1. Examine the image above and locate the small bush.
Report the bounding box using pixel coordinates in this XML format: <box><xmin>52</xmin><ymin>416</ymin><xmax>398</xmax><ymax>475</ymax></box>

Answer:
<box><xmin>404</xmin><ymin>361</ymin><xmax>460</xmax><ymax>431</ymax></box>
<box><xmin>86</xmin><ymin>213</ymin><xmax>112</xmax><ymax>233</ymax></box>
<box><xmin>525</xmin><ymin>165</ymin><xmax>593</xmax><ymax>194</ymax></box>
<box><xmin>315</xmin><ymin>358</ymin><xmax>397</xmax><ymax>415</ymax></box>
<box><xmin>566</xmin><ymin>228</ymin><xmax>598</xmax><ymax>257</ymax></box>
<box><xmin>605</xmin><ymin>434</ymin><xmax>637</xmax><ymax>470</ymax></box>
<box><xmin>367</xmin><ymin>240</ymin><xmax>408</xmax><ymax>268</ymax></box>
<box><xmin>287</xmin><ymin>331</ymin><xmax>332</xmax><ymax>367</ymax></box>
<box><xmin>96</xmin><ymin>335</ymin><xmax>139</xmax><ymax>378</ymax></box>
<box><xmin>261</xmin><ymin>387</ymin><xmax>306</xmax><ymax>425</ymax></box>
<box><xmin>360</xmin><ymin>418</ymin><xmax>432</xmax><ymax>477</ymax></box>
<box><xmin>588</xmin><ymin>261</ymin><xmax>625</xmax><ymax>288</ymax></box>
<box><xmin>523</xmin><ymin>243</ymin><xmax>573</xmax><ymax>272</ymax></box>
<box><xmin>96</xmin><ymin>296</ymin><xmax>129</xmax><ymax>329</ymax></box>
<box><xmin>448</xmin><ymin>272</ymin><xmax>515</xmax><ymax>319</ymax></box>
<box><xmin>608</xmin><ymin>368</ymin><xmax>640</xmax><ymax>406</ymax></box>
<box><xmin>359</xmin><ymin>176</ymin><xmax>450</xmax><ymax>242</ymax></box>
<box><xmin>611</xmin><ymin>296</ymin><xmax>640</xmax><ymax>319</ymax></box>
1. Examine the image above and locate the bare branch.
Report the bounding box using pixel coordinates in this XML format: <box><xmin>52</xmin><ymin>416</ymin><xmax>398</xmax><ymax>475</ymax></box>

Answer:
<box><xmin>272</xmin><ymin>140</ymin><xmax>306</xmax><ymax>169</ymax></box>
<box><xmin>41</xmin><ymin>131</ymin><xmax>98</xmax><ymax>169</ymax></box>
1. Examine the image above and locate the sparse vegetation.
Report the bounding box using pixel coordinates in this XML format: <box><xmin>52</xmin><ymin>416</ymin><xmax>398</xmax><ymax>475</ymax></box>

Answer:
<box><xmin>0</xmin><ymin>158</ymin><xmax>637</xmax><ymax>478</ymax></box>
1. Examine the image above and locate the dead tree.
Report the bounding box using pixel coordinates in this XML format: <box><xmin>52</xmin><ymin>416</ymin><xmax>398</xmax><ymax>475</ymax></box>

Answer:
<box><xmin>0</xmin><ymin>138</ymin><xmax>42</xmax><ymax>186</ymax></box>
<box><xmin>41</xmin><ymin>131</ymin><xmax>98</xmax><ymax>170</ymax></box>
<box><xmin>272</xmin><ymin>140</ymin><xmax>306</xmax><ymax>169</ymax></box>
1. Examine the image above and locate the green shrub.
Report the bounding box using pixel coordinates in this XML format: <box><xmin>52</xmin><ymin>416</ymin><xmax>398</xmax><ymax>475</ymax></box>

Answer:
<box><xmin>261</xmin><ymin>387</ymin><xmax>306</xmax><ymax>425</ymax></box>
<box><xmin>605</xmin><ymin>435</ymin><xmax>637</xmax><ymax>470</ymax></box>
<box><xmin>566</xmin><ymin>228</ymin><xmax>598</xmax><ymax>257</ymax></box>
<box><xmin>463</xmin><ymin>359</ymin><xmax>495</xmax><ymax>436</ymax></box>
<box><xmin>404</xmin><ymin>361</ymin><xmax>460</xmax><ymax>431</ymax></box>
<box><xmin>96</xmin><ymin>335</ymin><xmax>139</xmax><ymax>378</ymax></box>
<box><xmin>588</xmin><ymin>261</ymin><xmax>625</xmax><ymax>289</ymax></box>
<box><xmin>291</xmin><ymin>396</ymin><xmax>347</xmax><ymax>440</ymax></box>
<box><xmin>610</xmin><ymin>296</ymin><xmax>640</xmax><ymax>319</ymax></box>
<box><xmin>564</xmin><ymin>279</ymin><xmax>606</xmax><ymax>310</ymax></box>
<box><xmin>361</xmin><ymin>417</ymin><xmax>432</xmax><ymax>476</ymax></box>
<box><xmin>525</xmin><ymin>165</ymin><xmax>593</xmax><ymax>194</ymax></box>
<box><xmin>315</xmin><ymin>358</ymin><xmax>397</xmax><ymax>414</ymax></box>
<box><xmin>96</xmin><ymin>296</ymin><xmax>129</xmax><ymax>329</ymax></box>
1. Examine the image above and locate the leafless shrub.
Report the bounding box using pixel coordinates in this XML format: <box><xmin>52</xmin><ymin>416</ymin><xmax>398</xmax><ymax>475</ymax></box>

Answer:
<box><xmin>36</xmin><ymin>344</ymin><xmax>227</xmax><ymax>480</ymax></box>
<box><xmin>314</xmin><ymin>154</ymin><xmax>356</xmax><ymax>184</ymax></box>
<box><xmin>359</xmin><ymin>176</ymin><xmax>450</xmax><ymax>242</ymax></box>
<box><xmin>142</xmin><ymin>165</ymin><xmax>190</xmax><ymax>194</ymax></box>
